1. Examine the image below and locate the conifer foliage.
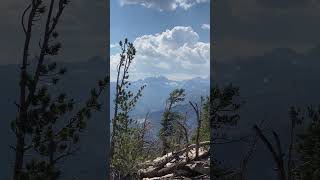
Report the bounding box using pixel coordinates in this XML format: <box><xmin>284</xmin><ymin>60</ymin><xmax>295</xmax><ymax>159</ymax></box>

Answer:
<box><xmin>110</xmin><ymin>39</ymin><xmax>147</xmax><ymax>179</ymax></box>
<box><xmin>12</xmin><ymin>1</ymin><xmax>108</xmax><ymax>179</ymax></box>
<box><xmin>159</xmin><ymin>89</ymin><xmax>186</xmax><ymax>155</ymax></box>
<box><xmin>290</xmin><ymin>106</ymin><xmax>320</xmax><ymax>180</ymax></box>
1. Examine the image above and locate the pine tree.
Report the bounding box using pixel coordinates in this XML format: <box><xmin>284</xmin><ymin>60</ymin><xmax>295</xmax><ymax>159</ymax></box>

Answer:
<box><xmin>292</xmin><ymin>106</ymin><xmax>320</xmax><ymax>180</ymax></box>
<box><xmin>110</xmin><ymin>39</ymin><xmax>147</xmax><ymax>179</ymax></box>
<box><xmin>159</xmin><ymin>89</ymin><xmax>185</xmax><ymax>155</ymax></box>
<box><xmin>12</xmin><ymin>1</ymin><xmax>108</xmax><ymax>179</ymax></box>
<box><xmin>209</xmin><ymin>84</ymin><xmax>242</xmax><ymax>178</ymax></box>
<box><xmin>210</xmin><ymin>84</ymin><xmax>241</xmax><ymax>141</ymax></box>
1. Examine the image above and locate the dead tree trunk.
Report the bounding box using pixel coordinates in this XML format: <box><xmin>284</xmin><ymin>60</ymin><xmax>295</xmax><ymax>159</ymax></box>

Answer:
<box><xmin>253</xmin><ymin>125</ymin><xmax>287</xmax><ymax>180</ymax></box>
<box><xmin>189</xmin><ymin>100</ymin><xmax>202</xmax><ymax>158</ymax></box>
<box><xmin>176</xmin><ymin>112</ymin><xmax>189</xmax><ymax>160</ymax></box>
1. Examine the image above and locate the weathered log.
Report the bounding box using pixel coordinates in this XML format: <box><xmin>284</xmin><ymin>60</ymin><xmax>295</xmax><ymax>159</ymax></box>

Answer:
<box><xmin>139</xmin><ymin>151</ymin><xmax>209</xmax><ymax>179</ymax></box>
<box><xmin>185</xmin><ymin>160</ymin><xmax>210</xmax><ymax>175</ymax></box>
<box><xmin>139</xmin><ymin>141</ymin><xmax>210</xmax><ymax>169</ymax></box>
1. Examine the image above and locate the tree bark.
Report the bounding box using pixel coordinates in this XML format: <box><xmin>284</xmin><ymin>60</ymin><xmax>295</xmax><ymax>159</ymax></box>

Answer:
<box><xmin>139</xmin><ymin>141</ymin><xmax>210</xmax><ymax>170</ymax></box>
<box><xmin>13</xmin><ymin>134</ymin><xmax>25</xmax><ymax>180</ymax></box>
<box><xmin>139</xmin><ymin>151</ymin><xmax>209</xmax><ymax>179</ymax></box>
<box><xmin>13</xmin><ymin>2</ymin><xmax>38</xmax><ymax>179</ymax></box>
<box><xmin>13</xmin><ymin>1</ymin><xmax>66</xmax><ymax>179</ymax></box>
<box><xmin>189</xmin><ymin>101</ymin><xmax>201</xmax><ymax>158</ymax></box>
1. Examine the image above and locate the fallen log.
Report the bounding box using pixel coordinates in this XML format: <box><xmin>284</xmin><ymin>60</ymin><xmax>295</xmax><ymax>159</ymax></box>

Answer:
<box><xmin>185</xmin><ymin>160</ymin><xmax>210</xmax><ymax>175</ymax></box>
<box><xmin>139</xmin><ymin>151</ymin><xmax>209</xmax><ymax>179</ymax></box>
<box><xmin>139</xmin><ymin>141</ymin><xmax>210</xmax><ymax>169</ymax></box>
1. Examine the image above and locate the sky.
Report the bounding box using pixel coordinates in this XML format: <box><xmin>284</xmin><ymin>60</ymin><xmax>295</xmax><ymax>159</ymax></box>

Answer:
<box><xmin>110</xmin><ymin>0</ymin><xmax>211</xmax><ymax>81</ymax></box>
<box><xmin>0</xmin><ymin>0</ymin><xmax>107</xmax><ymax>65</ymax></box>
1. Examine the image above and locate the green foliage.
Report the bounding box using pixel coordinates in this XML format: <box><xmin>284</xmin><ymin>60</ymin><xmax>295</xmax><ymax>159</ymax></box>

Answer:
<box><xmin>112</xmin><ymin>124</ymin><xmax>145</xmax><ymax>177</ymax></box>
<box><xmin>159</xmin><ymin>89</ymin><xmax>186</xmax><ymax>155</ymax></box>
<box><xmin>200</xmin><ymin>97</ymin><xmax>210</xmax><ymax>142</ymax></box>
<box><xmin>207</xmin><ymin>84</ymin><xmax>242</xmax><ymax>178</ymax></box>
<box><xmin>13</xmin><ymin>76</ymin><xmax>108</xmax><ymax>179</ymax></box>
<box><xmin>191</xmin><ymin>96</ymin><xmax>210</xmax><ymax>143</ymax></box>
<box><xmin>12</xmin><ymin>1</ymin><xmax>108</xmax><ymax>179</ymax></box>
<box><xmin>111</xmin><ymin>39</ymin><xmax>148</xmax><ymax>178</ymax></box>
<box><xmin>23</xmin><ymin>160</ymin><xmax>60</xmax><ymax>180</ymax></box>
<box><xmin>210</xmin><ymin>84</ymin><xmax>241</xmax><ymax>139</ymax></box>
<box><xmin>291</xmin><ymin>106</ymin><xmax>320</xmax><ymax>180</ymax></box>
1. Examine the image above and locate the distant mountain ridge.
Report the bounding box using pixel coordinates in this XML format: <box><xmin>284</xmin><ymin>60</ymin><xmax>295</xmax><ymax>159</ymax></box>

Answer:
<box><xmin>110</xmin><ymin>75</ymin><xmax>210</xmax><ymax>117</ymax></box>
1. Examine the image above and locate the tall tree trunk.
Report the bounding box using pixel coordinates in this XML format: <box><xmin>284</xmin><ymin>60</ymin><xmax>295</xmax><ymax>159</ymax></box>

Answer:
<box><xmin>48</xmin><ymin>138</ymin><xmax>55</xmax><ymax>180</ymax></box>
<box><xmin>195</xmin><ymin>115</ymin><xmax>200</xmax><ymax>158</ymax></box>
<box><xmin>13</xmin><ymin>134</ymin><xmax>25</xmax><ymax>180</ymax></box>
<box><xmin>110</xmin><ymin>44</ymin><xmax>126</xmax><ymax>158</ymax></box>
<box><xmin>254</xmin><ymin>125</ymin><xmax>287</xmax><ymax>180</ymax></box>
<box><xmin>162</xmin><ymin>105</ymin><xmax>173</xmax><ymax>156</ymax></box>
<box><xmin>13</xmin><ymin>2</ymin><xmax>36</xmax><ymax>178</ymax></box>
<box><xmin>189</xmin><ymin>101</ymin><xmax>201</xmax><ymax>158</ymax></box>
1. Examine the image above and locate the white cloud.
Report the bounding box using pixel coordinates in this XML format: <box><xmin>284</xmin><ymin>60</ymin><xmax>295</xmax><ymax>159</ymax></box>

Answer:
<box><xmin>119</xmin><ymin>0</ymin><xmax>209</xmax><ymax>11</ymax></box>
<box><xmin>201</xmin><ymin>24</ymin><xmax>210</xmax><ymax>30</ymax></box>
<box><xmin>110</xmin><ymin>43</ymin><xmax>119</xmax><ymax>49</ymax></box>
<box><xmin>110</xmin><ymin>26</ymin><xmax>210</xmax><ymax>81</ymax></box>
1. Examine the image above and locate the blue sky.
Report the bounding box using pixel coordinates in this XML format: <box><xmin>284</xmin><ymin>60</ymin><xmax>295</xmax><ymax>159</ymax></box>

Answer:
<box><xmin>110</xmin><ymin>0</ymin><xmax>210</xmax><ymax>81</ymax></box>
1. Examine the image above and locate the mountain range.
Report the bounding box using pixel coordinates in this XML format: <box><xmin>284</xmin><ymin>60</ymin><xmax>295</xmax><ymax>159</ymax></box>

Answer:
<box><xmin>110</xmin><ymin>75</ymin><xmax>209</xmax><ymax>116</ymax></box>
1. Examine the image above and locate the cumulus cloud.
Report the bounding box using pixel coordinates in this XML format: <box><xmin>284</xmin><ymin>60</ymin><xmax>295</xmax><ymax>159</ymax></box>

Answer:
<box><xmin>201</xmin><ymin>24</ymin><xmax>210</xmax><ymax>30</ymax></box>
<box><xmin>119</xmin><ymin>0</ymin><xmax>209</xmax><ymax>11</ymax></box>
<box><xmin>110</xmin><ymin>26</ymin><xmax>210</xmax><ymax>81</ymax></box>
